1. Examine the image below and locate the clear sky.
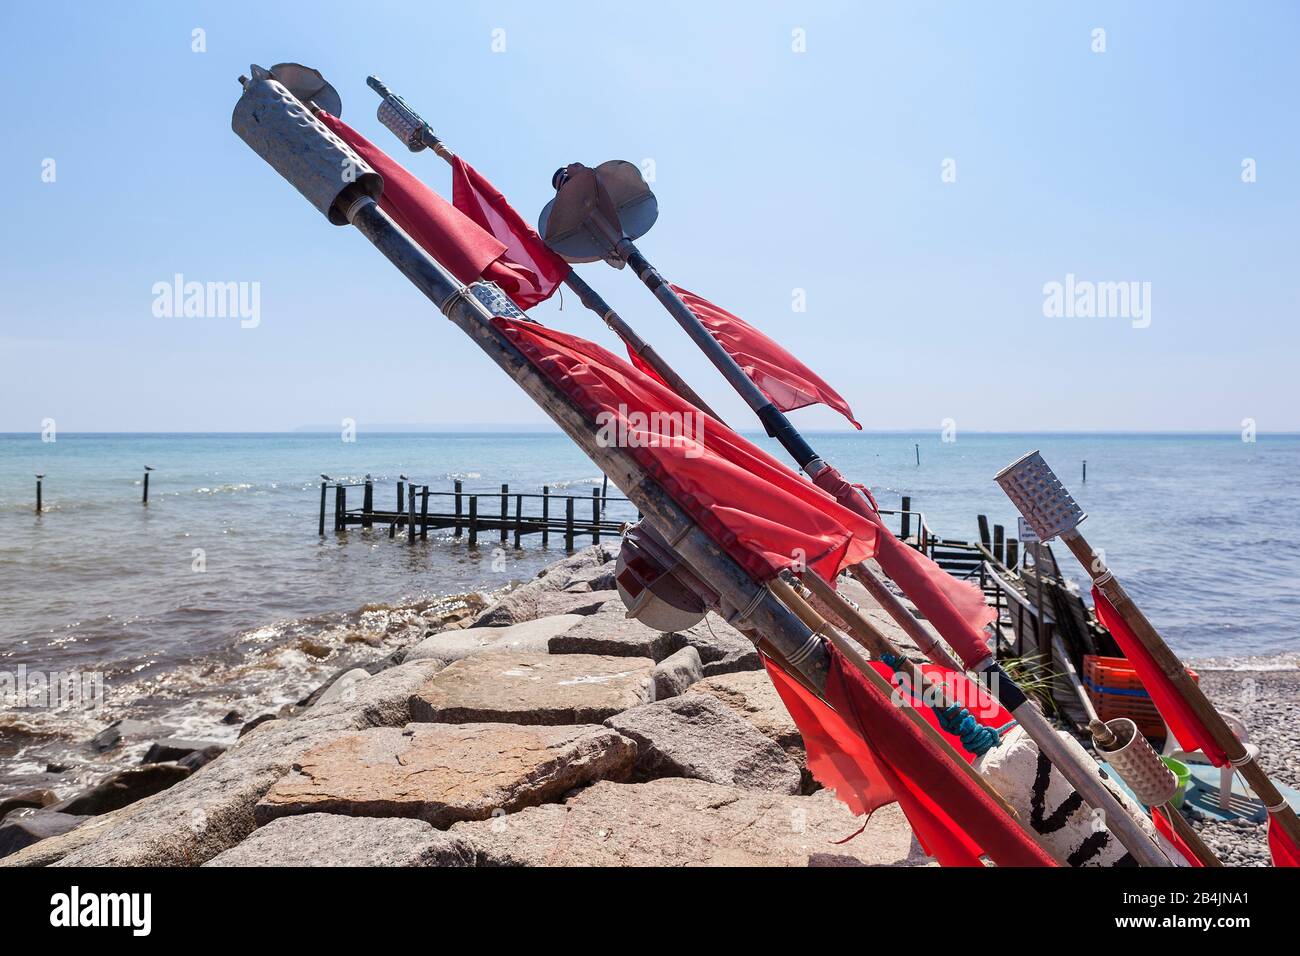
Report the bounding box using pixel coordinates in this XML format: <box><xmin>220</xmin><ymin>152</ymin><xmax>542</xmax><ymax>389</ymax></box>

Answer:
<box><xmin>2</xmin><ymin>1</ymin><xmax>1297</xmax><ymax>433</ymax></box>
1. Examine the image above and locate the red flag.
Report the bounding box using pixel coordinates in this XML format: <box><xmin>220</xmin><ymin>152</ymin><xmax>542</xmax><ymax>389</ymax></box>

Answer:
<box><xmin>765</xmin><ymin>654</ymin><xmax>1016</xmax><ymax>823</ymax></box>
<box><xmin>818</xmin><ymin>644</ymin><xmax>1056</xmax><ymax>867</ymax></box>
<box><xmin>624</xmin><ymin>346</ymin><xmax>671</xmax><ymax>389</ymax></box>
<box><xmin>495</xmin><ymin>317</ymin><xmax>879</xmax><ymax>583</ymax></box>
<box><xmin>1151</xmin><ymin>807</ymin><xmax>1202</xmax><ymax>867</ymax></box>
<box><xmin>1269</xmin><ymin>817</ymin><xmax>1300</xmax><ymax>867</ymax></box>
<box><xmin>1092</xmin><ymin>587</ymin><xmax>1228</xmax><ymax>767</ymax></box>
<box><xmin>319</xmin><ymin>113</ymin><xmax>506</xmax><ymax>287</ymax></box>
<box><xmin>811</xmin><ymin>464</ymin><xmax>997</xmax><ymax>667</ymax></box>
<box><xmin>764</xmin><ymin>657</ymin><xmax>896</xmax><ymax>817</ymax></box>
<box><xmin>670</xmin><ymin>285</ymin><xmax>862</xmax><ymax>429</ymax></box>
<box><xmin>451</xmin><ymin>157</ymin><xmax>570</xmax><ymax>309</ymax></box>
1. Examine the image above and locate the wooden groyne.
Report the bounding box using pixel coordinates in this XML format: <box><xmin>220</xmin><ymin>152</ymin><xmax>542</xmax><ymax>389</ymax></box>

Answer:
<box><xmin>317</xmin><ymin>478</ymin><xmax>631</xmax><ymax>549</ymax></box>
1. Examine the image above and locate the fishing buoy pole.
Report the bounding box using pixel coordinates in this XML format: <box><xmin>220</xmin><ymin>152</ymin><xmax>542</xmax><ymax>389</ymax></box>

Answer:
<box><xmin>997</xmin><ymin>449</ymin><xmax>1300</xmax><ymax>855</ymax></box>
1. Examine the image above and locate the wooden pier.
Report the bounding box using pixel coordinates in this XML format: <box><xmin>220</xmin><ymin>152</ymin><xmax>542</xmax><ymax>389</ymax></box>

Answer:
<box><xmin>317</xmin><ymin>477</ymin><xmax>632</xmax><ymax>549</ymax></box>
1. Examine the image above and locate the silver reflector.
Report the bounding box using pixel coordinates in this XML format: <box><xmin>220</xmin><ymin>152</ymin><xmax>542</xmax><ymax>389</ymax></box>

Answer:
<box><xmin>993</xmin><ymin>450</ymin><xmax>1086</xmax><ymax>542</ymax></box>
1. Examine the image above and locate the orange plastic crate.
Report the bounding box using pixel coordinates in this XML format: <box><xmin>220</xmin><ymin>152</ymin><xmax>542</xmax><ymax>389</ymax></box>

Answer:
<box><xmin>1082</xmin><ymin>655</ymin><xmax>1199</xmax><ymax>739</ymax></box>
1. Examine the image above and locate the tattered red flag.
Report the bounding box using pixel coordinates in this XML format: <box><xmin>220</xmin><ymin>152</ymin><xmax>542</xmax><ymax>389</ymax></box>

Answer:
<box><xmin>810</xmin><ymin>465</ymin><xmax>997</xmax><ymax>667</ymax></box>
<box><xmin>319</xmin><ymin>113</ymin><xmax>506</xmax><ymax>286</ymax></box>
<box><xmin>1092</xmin><ymin>587</ymin><xmax>1228</xmax><ymax>767</ymax></box>
<box><xmin>494</xmin><ymin>317</ymin><xmax>879</xmax><ymax>583</ymax></box>
<box><xmin>1269</xmin><ymin>817</ymin><xmax>1300</xmax><ymax>867</ymax></box>
<box><xmin>451</xmin><ymin>157</ymin><xmax>570</xmax><ymax>309</ymax></box>
<box><xmin>767</xmin><ymin>646</ymin><xmax>1055</xmax><ymax>867</ymax></box>
<box><xmin>764</xmin><ymin>657</ymin><xmax>896</xmax><ymax>817</ymax></box>
<box><xmin>670</xmin><ymin>285</ymin><xmax>862</xmax><ymax>429</ymax></box>
<box><xmin>764</xmin><ymin>653</ymin><xmax>1015</xmax><ymax>823</ymax></box>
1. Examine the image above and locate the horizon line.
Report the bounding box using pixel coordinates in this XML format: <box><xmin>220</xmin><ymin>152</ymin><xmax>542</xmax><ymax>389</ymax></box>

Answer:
<box><xmin>2</xmin><ymin>428</ymin><xmax>1295</xmax><ymax>437</ymax></box>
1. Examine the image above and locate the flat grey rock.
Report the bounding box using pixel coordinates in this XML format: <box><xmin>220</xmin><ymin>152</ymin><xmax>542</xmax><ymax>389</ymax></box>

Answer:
<box><xmin>471</xmin><ymin>588</ymin><xmax>614</xmax><ymax>629</ymax></box>
<box><xmin>452</xmin><ymin>778</ymin><xmax>916</xmax><ymax>867</ymax></box>
<box><xmin>204</xmin><ymin>813</ymin><xmax>475</xmax><ymax>867</ymax></box>
<box><xmin>548</xmin><ymin>603</ymin><xmax>684</xmax><ymax>661</ymax></box>
<box><xmin>688</xmin><ymin>670</ymin><xmax>804</xmax><ymax>757</ymax></box>
<box><xmin>310</xmin><ymin>669</ymin><xmax>372</xmax><ymax>708</ymax></box>
<box><xmin>672</xmin><ymin>615</ymin><xmax>756</xmax><ymax>666</ymax></box>
<box><xmin>405</xmin><ymin>614</ymin><xmax>584</xmax><ymax>664</ymax></box>
<box><xmin>256</xmin><ymin>722</ymin><xmax>635</xmax><ymax>828</ymax></box>
<box><xmin>409</xmin><ymin>652</ymin><xmax>654</xmax><ymax>725</ymax></box>
<box><xmin>604</xmin><ymin>695</ymin><xmax>800</xmax><ymax>794</ymax></box>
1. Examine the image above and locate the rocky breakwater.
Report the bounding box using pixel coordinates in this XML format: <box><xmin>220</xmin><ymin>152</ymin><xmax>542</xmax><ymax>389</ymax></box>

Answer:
<box><xmin>0</xmin><ymin>546</ymin><xmax>916</xmax><ymax>867</ymax></box>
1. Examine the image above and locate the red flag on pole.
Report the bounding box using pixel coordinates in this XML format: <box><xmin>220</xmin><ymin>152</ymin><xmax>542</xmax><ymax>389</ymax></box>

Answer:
<box><xmin>768</xmin><ymin>647</ymin><xmax>1055</xmax><ymax>867</ymax></box>
<box><xmin>319</xmin><ymin>113</ymin><xmax>506</xmax><ymax>286</ymax></box>
<box><xmin>1269</xmin><ymin>817</ymin><xmax>1300</xmax><ymax>867</ymax></box>
<box><xmin>451</xmin><ymin>157</ymin><xmax>570</xmax><ymax>309</ymax></box>
<box><xmin>765</xmin><ymin>655</ymin><xmax>1015</xmax><ymax>818</ymax></box>
<box><xmin>670</xmin><ymin>285</ymin><xmax>862</xmax><ymax>429</ymax></box>
<box><xmin>810</xmin><ymin>465</ymin><xmax>997</xmax><ymax>667</ymax></box>
<box><xmin>494</xmin><ymin>317</ymin><xmax>879</xmax><ymax>583</ymax></box>
<box><xmin>764</xmin><ymin>657</ymin><xmax>896</xmax><ymax>817</ymax></box>
<box><xmin>1092</xmin><ymin>587</ymin><xmax>1228</xmax><ymax>767</ymax></box>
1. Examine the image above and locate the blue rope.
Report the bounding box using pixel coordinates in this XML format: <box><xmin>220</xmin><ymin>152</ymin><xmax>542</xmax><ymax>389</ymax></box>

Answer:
<box><xmin>936</xmin><ymin>703</ymin><xmax>1002</xmax><ymax>756</ymax></box>
<box><xmin>878</xmin><ymin>653</ymin><xmax>1002</xmax><ymax>756</ymax></box>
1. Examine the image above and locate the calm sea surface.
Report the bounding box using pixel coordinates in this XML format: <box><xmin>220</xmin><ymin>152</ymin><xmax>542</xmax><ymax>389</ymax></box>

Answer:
<box><xmin>2</xmin><ymin>431</ymin><xmax>1297</xmax><ymax>785</ymax></box>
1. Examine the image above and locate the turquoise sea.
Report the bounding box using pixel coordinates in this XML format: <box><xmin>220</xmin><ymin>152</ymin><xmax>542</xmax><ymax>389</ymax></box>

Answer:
<box><xmin>1</xmin><ymin>430</ymin><xmax>1296</xmax><ymax>784</ymax></box>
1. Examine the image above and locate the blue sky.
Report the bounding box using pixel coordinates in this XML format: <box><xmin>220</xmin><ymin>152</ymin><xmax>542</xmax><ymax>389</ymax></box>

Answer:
<box><xmin>1</xmin><ymin>1</ymin><xmax>1297</xmax><ymax>432</ymax></box>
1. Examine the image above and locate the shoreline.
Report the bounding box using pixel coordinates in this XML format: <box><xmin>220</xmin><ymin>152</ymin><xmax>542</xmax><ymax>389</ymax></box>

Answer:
<box><xmin>1</xmin><ymin>545</ymin><xmax>1296</xmax><ymax>866</ymax></box>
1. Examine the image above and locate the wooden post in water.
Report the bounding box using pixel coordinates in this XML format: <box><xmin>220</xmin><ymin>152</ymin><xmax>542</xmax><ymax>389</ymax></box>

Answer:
<box><xmin>499</xmin><ymin>483</ymin><xmax>509</xmax><ymax>543</ymax></box>
<box><xmin>318</xmin><ymin>480</ymin><xmax>327</xmax><ymax>535</ymax></box>
<box><xmin>407</xmin><ymin>484</ymin><xmax>417</xmax><ymax>543</ymax></box>
<box><xmin>1032</xmin><ymin>542</ymin><xmax>1044</xmax><ymax>650</ymax></box>
<box><xmin>36</xmin><ymin>475</ymin><xmax>44</xmax><ymax>515</ymax></box>
<box><xmin>453</xmin><ymin>480</ymin><xmax>463</xmax><ymax>536</ymax></box>
<box><xmin>900</xmin><ymin>495</ymin><xmax>911</xmax><ymax>541</ymax></box>
<box><xmin>362</xmin><ymin>478</ymin><xmax>374</xmax><ymax>529</ymax></box>
<box><xmin>142</xmin><ymin>467</ymin><xmax>152</xmax><ymax>505</ymax></box>
<box><xmin>564</xmin><ymin>497</ymin><xmax>575</xmax><ymax>550</ymax></box>
<box><xmin>338</xmin><ymin>485</ymin><xmax>347</xmax><ymax>532</ymax></box>
<box><xmin>977</xmin><ymin>514</ymin><xmax>992</xmax><ymax>552</ymax></box>
<box><xmin>601</xmin><ymin>474</ymin><xmax>609</xmax><ymax>516</ymax></box>
<box><xmin>334</xmin><ymin>484</ymin><xmax>343</xmax><ymax>531</ymax></box>
<box><xmin>513</xmin><ymin>494</ymin><xmax>523</xmax><ymax>548</ymax></box>
<box><xmin>1082</xmin><ymin>459</ymin><xmax>1087</xmax><ymax>483</ymax></box>
<box><xmin>541</xmin><ymin>485</ymin><xmax>550</xmax><ymax>546</ymax></box>
<box><xmin>467</xmin><ymin>496</ymin><xmax>478</xmax><ymax>547</ymax></box>
<box><xmin>396</xmin><ymin>479</ymin><xmax>405</xmax><ymax>515</ymax></box>
<box><xmin>420</xmin><ymin>486</ymin><xmax>429</xmax><ymax>540</ymax></box>
<box><xmin>993</xmin><ymin>524</ymin><xmax>1005</xmax><ymax>565</ymax></box>
<box><xmin>914</xmin><ymin>443</ymin><xmax>920</xmax><ymax>466</ymax></box>
<box><xmin>591</xmin><ymin>487</ymin><xmax>601</xmax><ymax>544</ymax></box>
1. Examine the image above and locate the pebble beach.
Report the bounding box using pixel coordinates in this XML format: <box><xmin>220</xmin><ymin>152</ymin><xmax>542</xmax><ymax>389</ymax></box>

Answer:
<box><xmin>1185</xmin><ymin>669</ymin><xmax>1300</xmax><ymax>866</ymax></box>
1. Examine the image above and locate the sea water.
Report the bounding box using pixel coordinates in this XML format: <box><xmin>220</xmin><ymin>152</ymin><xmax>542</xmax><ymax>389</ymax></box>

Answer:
<box><xmin>1</xmin><ymin>431</ymin><xmax>1296</xmax><ymax>784</ymax></box>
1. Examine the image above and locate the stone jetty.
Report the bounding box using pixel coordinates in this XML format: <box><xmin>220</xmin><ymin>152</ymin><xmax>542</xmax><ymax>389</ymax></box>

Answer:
<box><xmin>0</xmin><ymin>545</ymin><xmax>924</xmax><ymax>867</ymax></box>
